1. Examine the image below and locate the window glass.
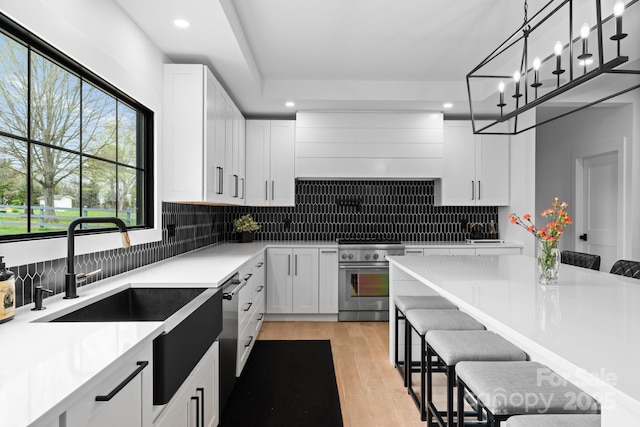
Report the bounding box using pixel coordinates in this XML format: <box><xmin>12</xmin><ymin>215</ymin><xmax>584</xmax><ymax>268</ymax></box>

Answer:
<box><xmin>30</xmin><ymin>144</ymin><xmax>79</xmax><ymax>233</ymax></box>
<box><xmin>82</xmin><ymin>81</ymin><xmax>117</xmax><ymax>161</ymax></box>
<box><xmin>0</xmin><ymin>32</ymin><xmax>27</xmax><ymax>138</ymax></box>
<box><xmin>117</xmin><ymin>101</ymin><xmax>139</xmax><ymax>167</ymax></box>
<box><xmin>0</xmin><ymin>136</ymin><xmax>27</xmax><ymax>235</ymax></box>
<box><xmin>30</xmin><ymin>52</ymin><xmax>81</xmax><ymax>152</ymax></box>
<box><xmin>117</xmin><ymin>166</ymin><xmax>139</xmax><ymax>226</ymax></box>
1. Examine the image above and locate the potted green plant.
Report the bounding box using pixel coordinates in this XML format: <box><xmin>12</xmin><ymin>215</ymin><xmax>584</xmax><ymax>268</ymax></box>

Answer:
<box><xmin>233</xmin><ymin>214</ymin><xmax>260</xmax><ymax>243</ymax></box>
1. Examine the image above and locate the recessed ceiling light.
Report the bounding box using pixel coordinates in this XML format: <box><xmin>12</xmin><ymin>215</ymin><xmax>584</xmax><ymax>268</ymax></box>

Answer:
<box><xmin>285</xmin><ymin>101</ymin><xmax>295</xmax><ymax>107</ymax></box>
<box><xmin>173</xmin><ymin>19</ymin><xmax>190</xmax><ymax>28</ymax></box>
<box><xmin>443</xmin><ymin>103</ymin><xmax>453</xmax><ymax>109</ymax></box>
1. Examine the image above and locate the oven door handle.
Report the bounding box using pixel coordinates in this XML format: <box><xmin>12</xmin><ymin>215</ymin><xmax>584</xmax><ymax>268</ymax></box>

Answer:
<box><xmin>339</xmin><ymin>264</ymin><xmax>389</xmax><ymax>269</ymax></box>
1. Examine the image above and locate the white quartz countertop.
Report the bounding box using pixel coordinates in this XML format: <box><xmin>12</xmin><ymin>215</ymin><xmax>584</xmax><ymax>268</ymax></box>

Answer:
<box><xmin>388</xmin><ymin>254</ymin><xmax>640</xmax><ymax>425</ymax></box>
<box><xmin>404</xmin><ymin>240</ymin><xmax>523</xmax><ymax>248</ymax></box>
<box><xmin>0</xmin><ymin>238</ymin><xmax>522</xmax><ymax>426</ymax></box>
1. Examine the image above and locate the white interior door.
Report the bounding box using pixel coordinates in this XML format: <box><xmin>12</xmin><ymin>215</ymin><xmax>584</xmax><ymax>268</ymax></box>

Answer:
<box><xmin>578</xmin><ymin>152</ymin><xmax>618</xmax><ymax>272</ymax></box>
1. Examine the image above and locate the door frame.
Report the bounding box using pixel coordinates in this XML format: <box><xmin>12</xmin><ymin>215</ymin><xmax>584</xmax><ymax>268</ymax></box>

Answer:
<box><xmin>573</xmin><ymin>137</ymin><xmax>628</xmax><ymax>262</ymax></box>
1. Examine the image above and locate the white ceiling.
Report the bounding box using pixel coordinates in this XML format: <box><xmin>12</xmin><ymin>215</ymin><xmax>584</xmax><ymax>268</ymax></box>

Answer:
<box><xmin>114</xmin><ymin>0</ymin><xmax>549</xmax><ymax>118</ymax></box>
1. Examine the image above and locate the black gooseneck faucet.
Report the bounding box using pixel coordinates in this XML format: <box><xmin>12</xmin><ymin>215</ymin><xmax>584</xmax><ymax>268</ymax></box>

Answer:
<box><xmin>65</xmin><ymin>217</ymin><xmax>131</xmax><ymax>299</ymax></box>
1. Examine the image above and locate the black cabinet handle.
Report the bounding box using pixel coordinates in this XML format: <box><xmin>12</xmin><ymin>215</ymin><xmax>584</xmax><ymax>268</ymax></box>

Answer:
<box><xmin>255</xmin><ymin>285</ymin><xmax>264</xmax><ymax>293</ymax></box>
<box><xmin>478</xmin><ymin>180</ymin><xmax>481</xmax><ymax>200</ymax></box>
<box><xmin>256</xmin><ymin>261</ymin><xmax>264</xmax><ymax>268</ymax></box>
<box><xmin>233</xmin><ymin>175</ymin><xmax>239</xmax><ymax>197</ymax></box>
<box><xmin>471</xmin><ymin>181</ymin><xmax>475</xmax><ymax>200</ymax></box>
<box><xmin>243</xmin><ymin>273</ymin><xmax>253</xmax><ymax>281</ymax></box>
<box><xmin>271</xmin><ymin>181</ymin><xmax>275</xmax><ymax>200</ymax></box>
<box><xmin>257</xmin><ymin>313</ymin><xmax>264</xmax><ymax>321</ymax></box>
<box><xmin>240</xmin><ymin>177</ymin><xmax>245</xmax><ymax>199</ymax></box>
<box><xmin>243</xmin><ymin>302</ymin><xmax>253</xmax><ymax>312</ymax></box>
<box><xmin>196</xmin><ymin>387</ymin><xmax>205</xmax><ymax>427</ymax></box>
<box><xmin>265</xmin><ymin>181</ymin><xmax>268</xmax><ymax>200</ymax></box>
<box><xmin>579</xmin><ymin>233</ymin><xmax>588</xmax><ymax>241</ymax></box>
<box><xmin>216</xmin><ymin>167</ymin><xmax>223</xmax><ymax>195</ymax></box>
<box><xmin>95</xmin><ymin>361</ymin><xmax>148</xmax><ymax>401</ymax></box>
<box><xmin>191</xmin><ymin>395</ymin><xmax>201</xmax><ymax>427</ymax></box>
<box><xmin>245</xmin><ymin>336</ymin><xmax>254</xmax><ymax>348</ymax></box>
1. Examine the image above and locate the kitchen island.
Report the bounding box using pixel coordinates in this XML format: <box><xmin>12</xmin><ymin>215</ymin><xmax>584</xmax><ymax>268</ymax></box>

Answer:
<box><xmin>387</xmin><ymin>254</ymin><xmax>640</xmax><ymax>427</ymax></box>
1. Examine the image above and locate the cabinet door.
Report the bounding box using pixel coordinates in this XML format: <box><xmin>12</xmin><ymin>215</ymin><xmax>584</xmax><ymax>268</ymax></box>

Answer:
<box><xmin>214</xmin><ymin>81</ymin><xmax>228</xmax><ymax>202</ymax></box>
<box><xmin>318</xmin><ymin>249</ymin><xmax>339</xmax><ymax>314</ymax></box>
<box><xmin>270</xmin><ymin>120</ymin><xmax>295</xmax><ymax>206</ymax></box>
<box><xmin>204</xmin><ymin>68</ymin><xmax>219</xmax><ymax>202</ymax></box>
<box><xmin>162</xmin><ymin>64</ymin><xmax>205</xmax><ymax>202</ymax></box>
<box><xmin>438</xmin><ymin>121</ymin><xmax>476</xmax><ymax>206</ymax></box>
<box><xmin>405</xmin><ymin>248</ymin><xmax>424</xmax><ymax>256</ymax></box>
<box><xmin>238</xmin><ymin>113</ymin><xmax>246</xmax><ymax>203</ymax></box>
<box><xmin>476</xmin><ymin>134</ymin><xmax>509</xmax><ymax>206</ymax></box>
<box><xmin>292</xmin><ymin>248</ymin><xmax>319</xmax><ymax>313</ymax></box>
<box><xmin>245</xmin><ymin>120</ymin><xmax>271</xmax><ymax>206</ymax></box>
<box><xmin>192</xmin><ymin>342</ymin><xmax>219</xmax><ymax>427</ymax></box>
<box><xmin>266</xmin><ymin>248</ymin><xmax>293</xmax><ymax>313</ymax></box>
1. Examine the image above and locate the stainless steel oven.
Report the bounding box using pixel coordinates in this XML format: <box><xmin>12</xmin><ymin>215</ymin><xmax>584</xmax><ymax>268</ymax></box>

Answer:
<box><xmin>338</xmin><ymin>240</ymin><xmax>405</xmax><ymax>321</ymax></box>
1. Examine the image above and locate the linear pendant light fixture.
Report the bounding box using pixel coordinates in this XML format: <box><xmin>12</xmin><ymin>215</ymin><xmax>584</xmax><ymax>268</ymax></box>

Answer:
<box><xmin>466</xmin><ymin>0</ymin><xmax>640</xmax><ymax>135</ymax></box>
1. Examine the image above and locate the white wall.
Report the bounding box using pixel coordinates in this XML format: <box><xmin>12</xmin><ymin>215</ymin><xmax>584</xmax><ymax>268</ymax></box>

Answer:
<box><xmin>535</xmin><ymin>96</ymin><xmax>638</xmax><ymax>261</ymax></box>
<box><xmin>0</xmin><ymin>0</ymin><xmax>168</xmax><ymax>266</ymax></box>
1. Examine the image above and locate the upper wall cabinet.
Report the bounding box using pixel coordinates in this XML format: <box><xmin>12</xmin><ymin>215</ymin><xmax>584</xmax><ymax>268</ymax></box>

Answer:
<box><xmin>245</xmin><ymin>120</ymin><xmax>295</xmax><ymax>207</ymax></box>
<box><xmin>295</xmin><ymin>111</ymin><xmax>444</xmax><ymax>178</ymax></box>
<box><xmin>434</xmin><ymin>121</ymin><xmax>510</xmax><ymax>206</ymax></box>
<box><xmin>162</xmin><ymin>64</ymin><xmax>245</xmax><ymax>205</ymax></box>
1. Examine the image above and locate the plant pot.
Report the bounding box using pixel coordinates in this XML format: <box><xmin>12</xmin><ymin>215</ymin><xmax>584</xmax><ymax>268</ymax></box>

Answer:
<box><xmin>238</xmin><ymin>231</ymin><xmax>254</xmax><ymax>243</ymax></box>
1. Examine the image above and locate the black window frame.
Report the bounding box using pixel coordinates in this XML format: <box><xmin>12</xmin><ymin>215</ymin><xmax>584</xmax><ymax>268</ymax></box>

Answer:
<box><xmin>0</xmin><ymin>12</ymin><xmax>154</xmax><ymax>242</ymax></box>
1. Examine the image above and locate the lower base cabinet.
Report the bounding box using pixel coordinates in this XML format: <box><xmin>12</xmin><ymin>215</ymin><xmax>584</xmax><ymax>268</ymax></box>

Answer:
<box><xmin>154</xmin><ymin>342</ymin><xmax>219</xmax><ymax>427</ymax></box>
<box><xmin>64</xmin><ymin>343</ymin><xmax>153</xmax><ymax>427</ymax></box>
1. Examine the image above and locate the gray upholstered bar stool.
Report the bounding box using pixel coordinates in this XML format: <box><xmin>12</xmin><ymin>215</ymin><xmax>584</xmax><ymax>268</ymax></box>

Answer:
<box><xmin>394</xmin><ymin>295</ymin><xmax>458</xmax><ymax>386</ymax></box>
<box><xmin>456</xmin><ymin>361</ymin><xmax>600</xmax><ymax>427</ymax></box>
<box><xmin>505</xmin><ymin>414</ymin><xmax>601</xmax><ymax>427</ymax></box>
<box><xmin>405</xmin><ymin>309</ymin><xmax>485</xmax><ymax>421</ymax></box>
<box><xmin>426</xmin><ymin>330</ymin><xmax>528</xmax><ymax>427</ymax></box>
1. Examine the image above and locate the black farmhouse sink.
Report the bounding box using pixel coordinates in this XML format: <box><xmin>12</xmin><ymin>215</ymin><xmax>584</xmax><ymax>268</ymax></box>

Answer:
<box><xmin>49</xmin><ymin>286</ymin><xmax>223</xmax><ymax>405</ymax></box>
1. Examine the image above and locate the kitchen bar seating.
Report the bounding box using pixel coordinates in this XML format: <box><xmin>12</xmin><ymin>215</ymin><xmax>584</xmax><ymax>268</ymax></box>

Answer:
<box><xmin>405</xmin><ymin>308</ymin><xmax>485</xmax><ymax>420</ymax></box>
<box><xmin>394</xmin><ymin>295</ymin><xmax>459</xmax><ymax>386</ymax></box>
<box><xmin>609</xmin><ymin>259</ymin><xmax>640</xmax><ymax>278</ymax></box>
<box><xmin>505</xmin><ymin>414</ymin><xmax>601</xmax><ymax>426</ymax></box>
<box><xmin>426</xmin><ymin>330</ymin><xmax>528</xmax><ymax>427</ymax></box>
<box><xmin>456</xmin><ymin>361</ymin><xmax>600</xmax><ymax>427</ymax></box>
<box><xmin>559</xmin><ymin>250</ymin><xmax>601</xmax><ymax>271</ymax></box>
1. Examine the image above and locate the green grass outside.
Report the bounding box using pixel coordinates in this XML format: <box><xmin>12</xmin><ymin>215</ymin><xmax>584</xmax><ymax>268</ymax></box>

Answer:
<box><xmin>0</xmin><ymin>208</ymin><xmax>137</xmax><ymax>235</ymax></box>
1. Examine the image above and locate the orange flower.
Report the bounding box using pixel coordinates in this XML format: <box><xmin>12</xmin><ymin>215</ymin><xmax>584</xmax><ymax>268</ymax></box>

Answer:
<box><xmin>536</xmin><ymin>228</ymin><xmax>547</xmax><ymax>236</ymax></box>
<box><xmin>527</xmin><ymin>225</ymin><xmax>534</xmax><ymax>232</ymax></box>
<box><xmin>510</xmin><ymin>216</ymin><xmax>518</xmax><ymax>224</ymax></box>
<box><xmin>565</xmin><ymin>216</ymin><xmax>573</xmax><ymax>225</ymax></box>
<box><xmin>523</xmin><ymin>214</ymin><xmax>531</xmax><ymax>221</ymax></box>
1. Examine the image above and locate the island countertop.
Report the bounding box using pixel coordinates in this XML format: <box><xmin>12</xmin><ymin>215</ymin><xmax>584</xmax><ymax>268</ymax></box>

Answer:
<box><xmin>387</xmin><ymin>254</ymin><xmax>640</xmax><ymax>426</ymax></box>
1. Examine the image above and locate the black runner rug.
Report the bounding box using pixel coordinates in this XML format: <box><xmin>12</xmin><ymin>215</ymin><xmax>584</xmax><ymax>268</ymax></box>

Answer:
<box><xmin>220</xmin><ymin>340</ymin><xmax>344</xmax><ymax>427</ymax></box>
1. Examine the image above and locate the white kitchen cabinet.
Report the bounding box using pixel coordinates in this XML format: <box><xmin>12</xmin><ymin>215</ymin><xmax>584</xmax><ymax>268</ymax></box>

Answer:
<box><xmin>318</xmin><ymin>249</ymin><xmax>339</xmax><ymax>314</ymax></box>
<box><xmin>230</xmin><ymin>105</ymin><xmax>246</xmax><ymax>202</ymax></box>
<box><xmin>163</xmin><ymin>64</ymin><xmax>245</xmax><ymax>205</ymax></box>
<box><xmin>65</xmin><ymin>343</ymin><xmax>152</xmax><ymax>427</ymax></box>
<box><xmin>154</xmin><ymin>342</ymin><xmax>219</xmax><ymax>427</ymax></box>
<box><xmin>435</xmin><ymin>121</ymin><xmax>509</xmax><ymax>206</ymax></box>
<box><xmin>236</xmin><ymin>252</ymin><xmax>266</xmax><ymax>376</ymax></box>
<box><xmin>266</xmin><ymin>248</ymin><xmax>319</xmax><ymax>313</ymax></box>
<box><xmin>405</xmin><ymin>248</ymin><xmax>425</xmax><ymax>256</ymax></box>
<box><xmin>245</xmin><ymin>120</ymin><xmax>295</xmax><ymax>206</ymax></box>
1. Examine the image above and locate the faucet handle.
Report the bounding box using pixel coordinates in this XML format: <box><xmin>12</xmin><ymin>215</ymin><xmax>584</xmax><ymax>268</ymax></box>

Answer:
<box><xmin>31</xmin><ymin>286</ymin><xmax>54</xmax><ymax>311</ymax></box>
<box><xmin>77</xmin><ymin>268</ymin><xmax>103</xmax><ymax>282</ymax></box>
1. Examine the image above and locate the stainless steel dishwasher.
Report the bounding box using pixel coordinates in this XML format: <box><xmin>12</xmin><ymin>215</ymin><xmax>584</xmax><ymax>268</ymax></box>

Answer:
<box><xmin>219</xmin><ymin>273</ymin><xmax>245</xmax><ymax>413</ymax></box>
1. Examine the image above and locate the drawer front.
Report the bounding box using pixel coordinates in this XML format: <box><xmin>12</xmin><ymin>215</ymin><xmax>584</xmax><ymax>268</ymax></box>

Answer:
<box><xmin>476</xmin><ymin>247</ymin><xmax>521</xmax><ymax>255</ymax></box>
<box><xmin>237</xmin><ymin>282</ymin><xmax>254</xmax><ymax>334</ymax></box>
<box><xmin>237</xmin><ymin>319</ymin><xmax>257</xmax><ymax>376</ymax></box>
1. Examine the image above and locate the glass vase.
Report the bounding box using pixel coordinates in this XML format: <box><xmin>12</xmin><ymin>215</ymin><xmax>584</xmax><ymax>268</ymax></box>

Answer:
<box><xmin>537</xmin><ymin>239</ymin><xmax>560</xmax><ymax>285</ymax></box>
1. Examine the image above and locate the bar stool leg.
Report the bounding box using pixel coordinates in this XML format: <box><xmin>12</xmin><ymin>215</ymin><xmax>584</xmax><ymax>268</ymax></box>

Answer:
<box><xmin>457</xmin><ymin>378</ymin><xmax>465</xmax><ymax>427</ymax></box>
<box><xmin>447</xmin><ymin>365</ymin><xmax>455</xmax><ymax>427</ymax></box>
<box><xmin>405</xmin><ymin>313</ymin><xmax>412</xmax><ymax>388</ymax></box>
<box><xmin>426</xmin><ymin>345</ymin><xmax>434</xmax><ymax>426</ymax></box>
<box><xmin>420</xmin><ymin>335</ymin><xmax>427</xmax><ymax>420</ymax></box>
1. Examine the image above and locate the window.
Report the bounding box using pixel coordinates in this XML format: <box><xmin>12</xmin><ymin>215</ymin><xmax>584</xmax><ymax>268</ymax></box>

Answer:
<box><xmin>0</xmin><ymin>14</ymin><xmax>153</xmax><ymax>240</ymax></box>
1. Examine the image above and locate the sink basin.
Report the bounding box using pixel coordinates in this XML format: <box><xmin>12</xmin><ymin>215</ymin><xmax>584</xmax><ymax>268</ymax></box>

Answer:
<box><xmin>48</xmin><ymin>286</ymin><xmax>223</xmax><ymax>405</ymax></box>
<box><xmin>51</xmin><ymin>287</ymin><xmax>207</xmax><ymax>322</ymax></box>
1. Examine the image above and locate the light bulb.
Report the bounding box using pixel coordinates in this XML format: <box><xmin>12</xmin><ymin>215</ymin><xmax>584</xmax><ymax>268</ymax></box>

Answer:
<box><xmin>173</xmin><ymin>19</ymin><xmax>190</xmax><ymax>28</ymax></box>
<box><xmin>554</xmin><ymin>41</ymin><xmax>563</xmax><ymax>56</ymax></box>
<box><xmin>614</xmin><ymin>0</ymin><xmax>625</xmax><ymax>17</ymax></box>
<box><xmin>580</xmin><ymin>23</ymin><xmax>590</xmax><ymax>39</ymax></box>
<box><xmin>533</xmin><ymin>57</ymin><xmax>541</xmax><ymax>71</ymax></box>
<box><xmin>498</xmin><ymin>81</ymin><xmax>505</xmax><ymax>93</ymax></box>
<box><xmin>513</xmin><ymin>71</ymin><xmax>521</xmax><ymax>83</ymax></box>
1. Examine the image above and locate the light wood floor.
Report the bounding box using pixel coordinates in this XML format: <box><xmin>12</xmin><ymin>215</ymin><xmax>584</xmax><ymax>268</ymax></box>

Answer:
<box><xmin>258</xmin><ymin>321</ymin><xmax>449</xmax><ymax>427</ymax></box>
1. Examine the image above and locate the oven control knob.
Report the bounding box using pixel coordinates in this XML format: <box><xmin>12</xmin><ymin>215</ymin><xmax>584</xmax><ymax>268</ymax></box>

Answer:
<box><xmin>365</xmin><ymin>254</ymin><xmax>371</xmax><ymax>260</ymax></box>
<box><xmin>341</xmin><ymin>253</ymin><xmax>347</xmax><ymax>260</ymax></box>
<box><xmin>348</xmin><ymin>253</ymin><xmax>354</xmax><ymax>260</ymax></box>
<box><xmin>373</xmin><ymin>253</ymin><xmax>379</xmax><ymax>260</ymax></box>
